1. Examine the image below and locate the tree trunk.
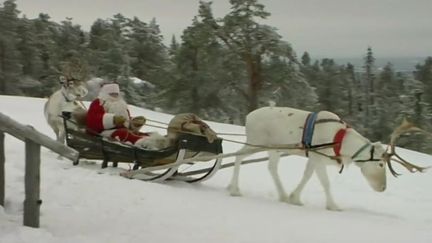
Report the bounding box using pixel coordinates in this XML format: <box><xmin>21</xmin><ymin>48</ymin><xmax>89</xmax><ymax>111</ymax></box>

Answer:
<box><xmin>191</xmin><ymin>48</ymin><xmax>200</xmax><ymax>113</ymax></box>
<box><xmin>245</xmin><ymin>55</ymin><xmax>262</xmax><ymax>112</ymax></box>
<box><xmin>0</xmin><ymin>132</ymin><xmax>5</xmax><ymax>207</ymax></box>
<box><xmin>0</xmin><ymin>41</ymin><xmax>6</xmax><ymax>93</ymax></box>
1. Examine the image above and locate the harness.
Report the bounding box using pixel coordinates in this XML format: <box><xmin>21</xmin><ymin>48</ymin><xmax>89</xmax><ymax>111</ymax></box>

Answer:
<box><xmin>301</xmin><ymin>112</ymin><xmax>380</xmax><ymax>174</ymax></box>
<box><xmin>60</xmin><ymin>78</ymin><xmax>76</xmax><ymax>102</ymax></box>
<box><xmin>301</xmin><ymin>112</ymin><xmax>346</xmax><ymax>157</ymax></box>
<box><xmin>351</xmin><ymin>143</ymin><xmax>381</xmax><ymax>162</ymax></box>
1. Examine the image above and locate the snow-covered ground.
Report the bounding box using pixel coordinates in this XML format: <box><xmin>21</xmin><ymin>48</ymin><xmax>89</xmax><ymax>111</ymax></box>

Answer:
<box><xmin>1</xmin><ymin>95</ymin><xmax>431</xmax><ymax>243</ymax></box>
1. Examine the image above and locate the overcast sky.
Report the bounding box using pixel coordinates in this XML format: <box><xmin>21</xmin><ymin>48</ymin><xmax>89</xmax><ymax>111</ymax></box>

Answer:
<box><xmin>13</xmin><ymin>0</ymin><xmax>432</xmax><ymax>58</ymax></box>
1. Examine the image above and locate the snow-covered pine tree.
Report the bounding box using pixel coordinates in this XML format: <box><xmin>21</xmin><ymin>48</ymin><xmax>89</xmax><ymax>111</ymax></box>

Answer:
<box><xmin>415</xmin><ymin>57</ymin><xmax>432</xmax><ymax>107</ymax></box>
<box><xmin>162</xmin><ymin>16</ymin><xmax>233</xmax><ymax>121</ymax></box>
<box><xmin>372</xmin><ymin>63</ymin><xmax>404</xmax><ymax>141</ymax></box>
<box><xmin>398</xmin><ymin>75</ymin><xmax>432</xmax><ymax>153</ymax></box>
<box><xmin>262</xmin><ymin>55</ymin><xmax>318</xmax><ymax>111</ymax></box>
<box><xmin>87</xmin><ymin>15</ymin><xmax>130</xmax><ymax>81</ymax></box>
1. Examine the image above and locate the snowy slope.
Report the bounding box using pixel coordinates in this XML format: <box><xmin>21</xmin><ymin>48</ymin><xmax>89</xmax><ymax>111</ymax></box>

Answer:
<box><xmin>1</xmin><ymin>95</ymin><xmax>431</xmax><ymax>243</ymax></box>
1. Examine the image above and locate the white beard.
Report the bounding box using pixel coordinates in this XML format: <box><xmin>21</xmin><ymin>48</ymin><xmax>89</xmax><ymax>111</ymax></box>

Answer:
<box><xmin>101</xmin><ymin>97</ymin><xmax>130</xmax><ymax>126</ymax></box>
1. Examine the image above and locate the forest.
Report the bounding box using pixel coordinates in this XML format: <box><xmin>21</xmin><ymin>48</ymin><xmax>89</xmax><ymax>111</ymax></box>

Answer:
<box><xmin>0</xmin><ymin>0</ymin><xmax>431</xmax><ymax>152</ymax></box>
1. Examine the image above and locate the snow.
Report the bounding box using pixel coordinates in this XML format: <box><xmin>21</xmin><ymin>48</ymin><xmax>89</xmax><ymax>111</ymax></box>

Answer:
<box><xmin>1</xmin><ymin>94</ymin><xmax>432</xmax><ymax>243</ymax></box>
<box><xmin>129</xmin><ymin>77</ymin><xmax>155</xmax><ymax>89</ymax></box>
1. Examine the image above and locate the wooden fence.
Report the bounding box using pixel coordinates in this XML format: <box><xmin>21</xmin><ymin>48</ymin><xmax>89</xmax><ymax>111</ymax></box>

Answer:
<box><xmin>0</xmin><ymin>112</ymin><xmax>79</xmax><ymax>228</ymax></box>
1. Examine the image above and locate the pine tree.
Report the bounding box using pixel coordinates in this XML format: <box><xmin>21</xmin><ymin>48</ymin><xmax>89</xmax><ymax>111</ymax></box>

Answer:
<box><xmin>163</xmin><ymin>16</ymin><xmax>231</xmax><ymax>119</ymax></box>
<box><xmin>32</xmin><ymin>13</ymin><xmax>62</xmax><ymax>95</ymax></box>
<box><xmin>0</xmin><ymin>0</ymin><xmax>21</xmax><ymax>94</ymax></box>
<box><xmin>345</xmin><ymin>63</ymin><xmax>356</xmax><ymax>116</ymax></box>
<box><xmin>198</xmin><ymin>0</ymin><xmax>298</xmax><ymax>113</ymax></box>
<box><xmin>398</xmin><ymin>75</ymin><xmax>432</xmax><ymax>152</ymax></box>
<box><xmin>372</xmin><ymin>63</ymin><xmax>403</xmax><ymax>140</ymax></box>
<box><xmin>362</xmin><ymin>47</ymin><xmax>377</xmax><ymax>137</ymax></box>
<box><xmin>127</xmin><ymin>17</ymin><xmax>168</xmax><ymax>84</ymax></box>
<box><xmin>169</xmin><ymin>35</ymin><xmax>180</xmax><ymax>57</ymax></box>
<box><xmin>87</xmin><ymin>15</ymin><xmax>130</xmax><ymax>80</ymax></box>
<box><xmin>301</xmin><ymin>52</ymin><xmax>311</xmax><ymax>66</ymax></box>
<box><xmin>15</xmin><ymin>16</ymin><xmax>44</xmax><ymax>96</ymax></box>
<box><xmin>57</xmin><ymin>18</ymin><xmax>86</xmax><ymax>59</ymax></box>
<box><xmin>414</xmin><ymin>57</ymin><xmax>432</xmax><ymax>105</ymax></box>
<box><xmin>263</xmin><ymin>55</ymin><xmax>318</xmax><ymax>110</ymax></box>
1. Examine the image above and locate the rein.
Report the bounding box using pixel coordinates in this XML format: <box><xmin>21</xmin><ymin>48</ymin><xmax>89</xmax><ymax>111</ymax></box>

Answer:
<box><xmin>144</xmin><ymin>114</ymin><xmax>348</xmax><ymax>154</ymax></box>
<box><xmin>351</xmin><ymin>143</ymin><xmax>381</xmax><ymax>162</ymax></box>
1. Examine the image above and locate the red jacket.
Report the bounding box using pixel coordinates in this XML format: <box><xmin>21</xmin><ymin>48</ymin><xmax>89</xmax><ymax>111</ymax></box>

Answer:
<box><xmin>86</xmin><ymin>99</ymin><xmax>129</xmax><ymax>135</ymax></box>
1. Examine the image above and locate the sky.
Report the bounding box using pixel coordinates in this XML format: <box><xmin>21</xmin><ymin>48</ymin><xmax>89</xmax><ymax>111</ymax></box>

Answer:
<box><xmin>1</xmin><ymin>94</ymin><xmax>432</xmax><ymax>243</ymax></box>
<box><xmin>12</xmin><ymin>0</ymin><xmax>432</xmax><ymax>58</ymax></box>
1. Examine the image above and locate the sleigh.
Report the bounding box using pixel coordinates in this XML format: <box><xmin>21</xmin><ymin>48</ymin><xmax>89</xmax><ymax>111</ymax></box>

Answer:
<box><xmin>61</xmin><ymin>112</ymin><xmax>223</xmax><ymax>183</ymax></box>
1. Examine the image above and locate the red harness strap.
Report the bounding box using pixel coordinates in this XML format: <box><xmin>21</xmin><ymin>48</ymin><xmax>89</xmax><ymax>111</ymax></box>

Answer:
<box><xmin>333</xmin><ymin>128</ymin><xmax>347</xmax><ymax>157</ymax></box>
<box><xmin>333</xmin><ymin>128</ymin><xmax>348</xmax><ymax>173</ymax></box>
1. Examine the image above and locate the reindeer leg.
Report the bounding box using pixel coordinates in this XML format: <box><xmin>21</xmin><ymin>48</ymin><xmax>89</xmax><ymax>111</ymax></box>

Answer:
<box><xmin>58</xmin><ymin>127</ymin><xmax>66</xmax><ymax>145</ymax></box>
<box><xmin>227</xmin><ymin>145</ymin><xmax>252</xmax><ymax>197</ymax></box>
<box><xmin>268</xmin><ymin>151</ymin><xmax>289</xmax><ymax>202</ymax></box>
<box><xmin>56</xmin><ymin>126</ymin><xmax>66</xmax><ymax>160</ymax></box>
<box><xmin>288</xmin><ymin>158</ymin><xmax>315</xmax><ymax>206</ymax></box>
<box><xmin>51</xmin><ymin>125</ymin><xmax>60</xmax><ymax>142</ymax></box>
<box><xmin>314</xmin><ymin>162</ymin><xmax>341</xmax><ymax>211</ymax></box>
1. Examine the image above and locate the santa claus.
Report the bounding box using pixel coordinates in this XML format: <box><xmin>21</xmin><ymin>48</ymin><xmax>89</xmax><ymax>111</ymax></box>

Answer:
<box><xmin>86</xmin><ymin>83</ymin><xmax>168</xmax><ymax>150</ymax></box>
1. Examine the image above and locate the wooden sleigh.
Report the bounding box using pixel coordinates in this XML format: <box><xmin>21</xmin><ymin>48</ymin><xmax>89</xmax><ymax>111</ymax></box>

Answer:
<box><xmin>61</xmin><ymin>112</ymin><xmax>223</xmax><ymax>183</ymax></box>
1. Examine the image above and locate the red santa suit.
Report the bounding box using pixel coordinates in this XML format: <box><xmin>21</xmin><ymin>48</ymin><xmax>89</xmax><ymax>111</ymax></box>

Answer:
<box><xmin>86</xmin><ymin>83</ymin><xmax>147</xmax><ymax>144</ymax></box>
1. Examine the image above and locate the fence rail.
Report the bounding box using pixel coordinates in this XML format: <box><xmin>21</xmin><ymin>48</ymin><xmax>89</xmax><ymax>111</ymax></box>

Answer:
<box><xmin>0</xmin><ymin>112</ymin><xmax>79</xmax><ymax>228</ymax></box>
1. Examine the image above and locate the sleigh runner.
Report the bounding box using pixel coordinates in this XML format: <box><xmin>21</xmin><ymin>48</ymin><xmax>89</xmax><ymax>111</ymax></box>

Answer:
<box><xmin>62</xmin><ymin>112</ymin><xmax>223</xmax><ymax>182</ymax></box>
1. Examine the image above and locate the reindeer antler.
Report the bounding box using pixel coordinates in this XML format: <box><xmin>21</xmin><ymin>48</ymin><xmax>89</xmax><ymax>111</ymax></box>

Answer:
<box><xmin>388</xmin><ymin>119</ymin><xmax>422</xmax><ymax>153</ymax></box>
<box><xmin>383</xmin><ymin>118</ymin><xmax>429</xmax><ymax>177</ymax></box>
<box><xmin>61</xmin><ymin>58</ymin><xmax>87</xmax><ymax>82</ymax></box>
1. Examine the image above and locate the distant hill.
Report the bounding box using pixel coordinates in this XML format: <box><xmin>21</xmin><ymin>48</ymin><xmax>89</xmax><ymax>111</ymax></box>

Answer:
<box><xmin>329</xmin><ymin>56</ymin><xmax>428</xmax><ymax>73</ymax></box>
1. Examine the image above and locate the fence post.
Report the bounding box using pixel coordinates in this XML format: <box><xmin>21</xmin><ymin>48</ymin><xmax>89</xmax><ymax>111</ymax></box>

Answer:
<box><xmin>23</xmin><ymin>139</ymin><xmax>41</xmax><ymax>228</ymax></box>
<box><xmin>0</xmin><ymin>132</ymin><xmax>5</xmax><ymax>207</ymax></box>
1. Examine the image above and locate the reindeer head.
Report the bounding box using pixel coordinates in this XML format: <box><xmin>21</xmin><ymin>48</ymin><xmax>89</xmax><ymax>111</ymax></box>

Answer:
<box><xmin>352</xmin><ymin>119</ymin><xmax>429</xmax><ymax>192</ymax></box>
<box><xmin>59</xmin><ymin>58</ymin><xmax>89</xmax><ymax>100</ymax></box>
<box><xmin>352</xmin><ymin>141</ymin><xmax>387</xmax><ymax>192</ymax></box>
<box><xmin>59</xmin><ymin>76</ymin><xmax>88</xmax><ymax>101</ymax></box>
<box><xmin>382</xmin><ymin>119</ymin><xmax>430</xmax><ymax>177</ymax></box>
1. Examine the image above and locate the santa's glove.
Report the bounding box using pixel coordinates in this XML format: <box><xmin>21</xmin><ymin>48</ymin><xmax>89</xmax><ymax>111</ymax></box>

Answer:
<box><xmin>131</xmin><ymin>116</ymin><xmax>146</xmax><ymax>127</ymax></box>
<box><xmin>113</xmin><ymin>115</ymin><xmax>126</xmax><ymax>127</ymax></box>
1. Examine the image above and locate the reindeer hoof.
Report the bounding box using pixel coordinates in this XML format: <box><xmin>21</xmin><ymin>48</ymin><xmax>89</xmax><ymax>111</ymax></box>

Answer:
<box><xmin>230</xmin><ymin>191</ymin><xmax>242</xmax><ymax>197</ymax></box>
<box><xmin>119</xmin><ymin>171</ymin><xmax>133</xmax><ymax>179</ymax></box>
<box><xmin>286</xmin><ymin>194</ymin><xmax>303</xmax><ymax>206</ymax></box>
<box><xmin>279</xmin><ymin>195</ymin><xmax>290</xmax><ymax>203</ymax></box>
<box><xmin>326</xmin><ymin>204</ymin><xmax>342</xmax><ymax>211</ymax></box>
<box><xmin>227</xmin><ymin>185</ymin><xmax>242</xmax><ymax>197</ymax></box>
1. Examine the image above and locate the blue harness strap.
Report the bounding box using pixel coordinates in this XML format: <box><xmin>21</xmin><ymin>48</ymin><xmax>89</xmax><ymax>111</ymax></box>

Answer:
<box><xmin>302</xmin><ymin>112</ymin><xmax>318</xmax><ymax>154</ymax></box>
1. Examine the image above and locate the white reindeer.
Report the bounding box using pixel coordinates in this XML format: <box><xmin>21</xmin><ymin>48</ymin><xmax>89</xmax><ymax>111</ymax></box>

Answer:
<box><xmin>228</xmin><ymin>106</ymin><xmax>427</xmax><ymax>211</ymax></box>
<box><xmin>44</xmin><ymin>76</ymin><xmax>88</xmax><ymax>144</ymax></box>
